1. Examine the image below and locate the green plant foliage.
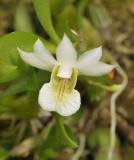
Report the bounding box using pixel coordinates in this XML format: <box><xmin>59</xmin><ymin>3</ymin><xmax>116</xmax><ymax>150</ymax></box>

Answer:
<box><xmin>85</xmin><ymin>82</ymin><xmax>107</xmax><ymax>105</ymax></box>
<box><xmin>41</xmin><ymin>126</ymin><xmax>61</xmax><ymax>149</ymax></box>
<box><xmin>88</xmin><ymin>128</ymin><xmax>121</xmax><ymax>160</ymax></box>
<box><xmin>76</xmin><ymin>0</ymin><xmax>89</xmax><ymax>31</ymax></box>
<box><xmin>79</xmin><ymin>75</ymin><xmax>112</xmax><ymax>105</ymax></box>
<box><xmin>72</xmin><ymin>106</ymin><xmax>84</xmax><ymax>121</ymax></box>
<box><xmin>37</xmin><ymin>70</ymin><xmax>51</xmax><ymax>89</ymax></box>
<box><xmin>55</xmin><ymin>5</ymin><xmax>76</xmax><ymax>29</ymax></box>
<box><xmin>0</xmin><ymin>32</ymin><xmax>56</xmax><ymax>83</ymax></box>
<box><xmin>14</xmin><ymin>3</ymin><xmax>35</xmax><ymax>33</ymax></box>
<box><xmin>56</xmin><ymin>21</ymin><xmax>77</xmax><ymax>42</ymax></box>
<box><xmin>95</xmin><ymin>151</ymin><xmax>121</xmax><ymax>160</ymax></box>
<box><xmin>11</xmin><ymin>93</ymin><xmax>39</xmax><ymax>119</ymax></box>
<box><xmin>0</xmin><ymin>68</ymin><xmax>38</xmax><ymax>99</ymax></box>
<box><xmin>88</xmin><ymin>128</ymin><xmax>120</xmax><ymax>147</ymax></box>
<box><xmin>32</xmin><ymin>0</ymin><xmax>60</xmax><ymax>44</ymax></box>
<box><xmin>0</xmin><ymin>147</ymin><xmax>10</xmax><ymax>160</ymax></box>
<box><xmin>55</xmin><ymin>113</ymin><xmax>78</xmax><ymax>148</ymax></box>
<box><xmin>0</xmin><ymin>61</ymin><xmax>17</xmax><ymax>77</ymax></box>
<box><xmin>55</xmin><ymin>0</ymin><xmax>77</xmax><ymax>14</ymax></box>
<box><xmin>81</xmin><ymin>18</ymin><xmax>103</xmax><ymax>49</ymax></box>
<box><xmin>38</xmin><ymin>148</ymin><xmax>58</xmax><ymax>160</ymax></box>
<box><xmin>0</xmin><ymin>97</ymin><xmax>14</xmax><ymax>114</ymax></box>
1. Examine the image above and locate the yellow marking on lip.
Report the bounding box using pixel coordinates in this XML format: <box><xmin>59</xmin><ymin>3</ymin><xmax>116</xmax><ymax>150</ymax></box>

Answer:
<box><xmin>50</xmin><ymin>66</ymin><xmax>78</xmax><ymax>104</ymax></box>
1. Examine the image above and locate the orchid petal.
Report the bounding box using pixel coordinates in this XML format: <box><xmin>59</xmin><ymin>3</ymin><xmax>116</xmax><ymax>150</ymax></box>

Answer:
<box><xmin>57</xmin><ymin>65</ymin><xmax>72</xmax><ymax>78</ymax></box>
<box><xmin>56</xmin><ymin>89</ymin><xmax>80</xmax><ymax>116</ymax></box>
<box><xmin>78</xmin><ymin>62</ymin><xmax>115</xmax><ymax>76</ymax></box>
<box><xmin>34</xmin><ymin>39</ymin><xmax>59</xmax><ymax>65</ymax></box>
<box><xmin>17</xmin><ymin>47</ymin><xmax>55</xmax><ymax>71</ymax></box>
<box><xmin>75</xmin><ymin>46</ymin><xmax>102</xmax><ymax>68</ymax></box>
<box><xmin>38</xmin><ymin>83</ymin><xmax>80</xmax><ymax>116</ymax></box>
<box><xmin>56</xmin><ymin>34</ymin><xmax>77</xmax><ymax>66</ymax></box>
<box><xmin>38</xmin><ymin>83</ymin><xmax>56</xmax><ymax>112</ymax></box>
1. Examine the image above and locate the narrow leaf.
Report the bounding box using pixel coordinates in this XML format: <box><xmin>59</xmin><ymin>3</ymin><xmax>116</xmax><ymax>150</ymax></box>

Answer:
<box><xmin>33</xmin><ymin>0</ymin><xmax>60</xmax><ymax>44</ymax></box>
<box><xmin>14</xmin><ymin>3</ymin><xmax>35</xmax><ymax>33</ymax></box>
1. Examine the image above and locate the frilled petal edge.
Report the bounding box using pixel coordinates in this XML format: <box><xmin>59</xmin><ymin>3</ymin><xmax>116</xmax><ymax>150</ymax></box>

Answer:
<box><xmin>38</xmin><ymin>83</ymin><xmax>81</xmax><ymax>116</ymax></box>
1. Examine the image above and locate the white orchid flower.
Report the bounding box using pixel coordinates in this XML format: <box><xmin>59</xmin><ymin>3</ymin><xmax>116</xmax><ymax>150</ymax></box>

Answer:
<box><xmin>17</xmin><ymin>34</ymin><xmax>115</xmax><ymax>116</ymax></box>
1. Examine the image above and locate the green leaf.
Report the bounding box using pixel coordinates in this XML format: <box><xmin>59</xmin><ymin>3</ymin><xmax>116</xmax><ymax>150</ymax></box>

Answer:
<box><xmin>55</xmin><ymin>0</ymin><xmax>77</xmax><ymax>14</ymax></box>
<box><xmin>80</xmin><ymin>17</ymin><xmax>102</xmax><ymax>49</ymax></box>
<box><xmin>37</xmin><ymin>70</ymin><xmax>51</xmax><ymax>89</ymax></box>
<box><xmin>84</xmin><ymin>81</ymin><xmax>107</xmax><ymax>106</ymax></box>
<box><xmin>87</xmin><ymin>128</ymin><xmax>121</xmax><ymax>160</ymax></box>
<box><xmin>38</xmin><ymin>148</ymin><xmax>58</xmax><ymax>160</ymax></box>
<box><xmin>0</xmin><ymin>97</ymin><xmax>14</xmax><ymax>114</ymax></box>
<box><xmin>0</xmin><ymin>147</ymin><xmax>10</xmax><ymax>160</ymax></box>
<box><xmin>54</xmin><ymin>113</ymin><xmax>78</xmax><ymax>148</ymax></box>
<box><xmin>14</xmin><ymin>3</ymin><xmax>35</xmax><ymax>33</ymax></box>
<box><xmin>56</xmin><ymin>21</ymin><xmax>77</xmax><ymax>42</ymax></box>
<box><xmin>0</xmin><ymin>68</ymin><xmax>38</xmax><ymax>98</ymax></box>
<box><xmin>0</xmin><ymin>31</ymin><xmax>56</xmax><ymax>83</ymax></box>
<box><xmin>76</xmin><ymin>0</ymin><xmax>89</xmax><ymax>31</ymax></box>
<box><xmin>11</xmin><ymin>93</ymin><xmax>39</xmax><ymax>119</ymax></box>
<box><xmin>72</xmin><ymin>106</ymin><xmax>84</xmax><ymax>121</ymax></box>
<box><xmin>55</xmin><ymin>5</ymin><xmax>76</xmax><ymax>29</ymax></box>
<box><xmin>41</xmin><ymin>126</ymin><xmax>61</xmax><ymax>149</ymax></box>
<box><xmin>0</xmin><ymin>60</ymin><xmax>17</xmax><ymax>77</ymax></box>
<box><xmin>33</xmin><ymin>0</ymin><xmax>60</xmax><ymax>44</ymax></box>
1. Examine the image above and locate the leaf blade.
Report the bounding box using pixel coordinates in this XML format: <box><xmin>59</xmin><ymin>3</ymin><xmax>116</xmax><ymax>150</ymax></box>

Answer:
<box><xmin>54</xmin><ymin>113</ymin><xmax>78</xmax><ymax>148</ymax></box>
<box><xmin>33</xmin><ymin>0</ymin><xmax>60</xmax><ymax>44</ymax></box>
<box><xmin>0</xmin><ymin>31</ymin><xmax>56</xmax><ymax>83</ymax></box>
<box><xmin>0</xmin><ymin>69</ymin><xmax>38</xmax><ymax>99</ymax></box>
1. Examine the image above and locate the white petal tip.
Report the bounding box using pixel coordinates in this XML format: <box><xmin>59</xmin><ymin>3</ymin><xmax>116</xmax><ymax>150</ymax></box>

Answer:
<box><xmin>61</xmin><ymin>33</ymin><xmax>70</xmax><ymax>44</ymax></box>
<box><xmin>17</xmin><ymin>47</ymin><xmax>21</xmax><ymax>52</ymax></box>
<box><xmin>98</xmin><ymin>46</ymin><xmax>102</xmax><ymax>49</ymax></box>
<box><xmin>17</xmin><ymin>47</ymin><xmax>25</xmax><ymax>57</ymax></box>
<box><xmin>96</xmin><ymin>46</ymin><xmax>102</xmax><ymax>52</ymax></box>
<box><xmin>34</xmin><ymin>38</ymin><xmax>42</xmax><ymax>46</ymax></box>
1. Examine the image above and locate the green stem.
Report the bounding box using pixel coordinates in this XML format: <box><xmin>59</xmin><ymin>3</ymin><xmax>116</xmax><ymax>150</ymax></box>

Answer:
<box><xmin>87</xmin><ymin>79</ymin><xmax>121</xmax><ymax>92</ymax></box>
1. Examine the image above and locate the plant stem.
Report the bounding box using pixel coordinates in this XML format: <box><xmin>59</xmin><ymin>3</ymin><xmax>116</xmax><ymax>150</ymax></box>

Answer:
<box><xmin>107</xmin><ymin>55</ymin><xmax>128</xmax><ymax>160</ymax></box>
